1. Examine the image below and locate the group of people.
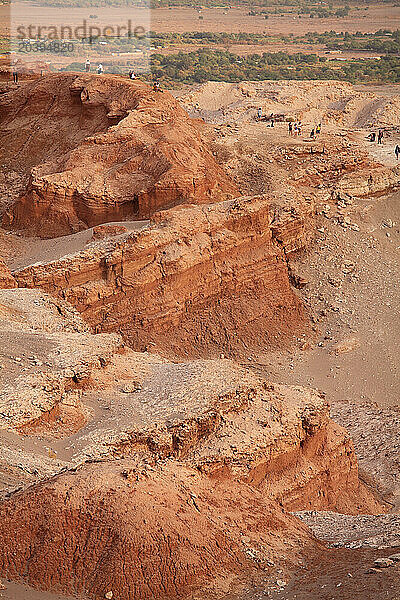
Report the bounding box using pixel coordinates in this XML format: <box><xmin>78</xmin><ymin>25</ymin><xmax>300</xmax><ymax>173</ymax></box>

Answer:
<box><xmin>256</xmin><ymin>112</ymin><xmax>323</xmax><ymax>138</ymax></box>
<box><xmin>84</xmin><ymin>59</ymin><xmax>137</xmax><ymax>80</ymax></box>
<box><xmin>288</xmin><ymin>121</ymin><xmax>302</xmax><ymax>136</ymax></box>
<box><xmin>310</xmin><ymin>123</ymin><xmax>322</xmax><ymax>138</ymax></box>
<box><xmin>84</xmin><ymin>60</ymin><xmax>162</xmax><ymax>88</ymax></box>
<box><xmin>368</xmin><ymin>130</ymin><xmax>384</xmax><ymax>145</ymax></box>
<box><xmin>85</xmin><ymin>59</ymin><xmax>104</xmax><ymax>74</ymax></box>
<box><xmin>367</xmin><ymin>130</ymin><xmax>400</xmax><ymax>159</ymax></box>
<box><xmin>288</xmin><ymin>121</ymin><xmax>322</xmax><ymax>138</ymax></box>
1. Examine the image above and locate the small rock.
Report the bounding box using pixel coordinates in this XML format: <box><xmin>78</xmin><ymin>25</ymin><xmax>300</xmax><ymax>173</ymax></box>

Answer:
<box><xmin>105</xmin><ymin>592</ymin><xmax>113</xmax><ymax>600</ymax></box>
<box><xmin>328</xmin><ymin>276</ymin><xmax>341</xmax><ymax>287</ymax></box>
<box><xmin>332</xmin><ymin>337</ymin><xmax>360</xmax><ymax>355</ymax></box>
<box><xmin>121</xmin><ymin>382</ymin><xmax>142</xmax><ymax>393</ymax></box>
<box><xmin>382</xmin><ymin>219</ymin><xmax>393</xmax><ymax>228</ymax></box>
<box><xmin>341</xmin><ymin>260</ymin><xmax>355</xmax><ymax>274</ymax></box>
<box><xmin>374</xmin><ymin>558</ymin><xmax>394</xmax><ymax>568</ymax></box>
<box><xmin>276</xmin><ymin>580</ymin><xmax>286</xmax><ymax>587</ymax></box>
<box><xmin>366</xmin><ymin>567</ymin><xmax>381</xmax><ymax>574</ymax></box>
<box><xmin>388</xmin><ymin>554</ymin><xmax>400</xmax><ymax>562</ymax></box>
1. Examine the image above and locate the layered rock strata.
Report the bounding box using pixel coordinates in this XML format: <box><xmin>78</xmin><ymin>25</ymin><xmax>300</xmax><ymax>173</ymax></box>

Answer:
<box><xmin>0</xmin><ymin>259</ymin><xmax>16</xmax><ymax>288</ymax></box>
<box><xmin>0</xmin><ymin>289</ymin><xmax>382</xmax><ymax>600</ymax></box>
<box><xmin>13</xmin><ymin>196</ymin><xmax>308</xmax><ymax>357</ymax></box>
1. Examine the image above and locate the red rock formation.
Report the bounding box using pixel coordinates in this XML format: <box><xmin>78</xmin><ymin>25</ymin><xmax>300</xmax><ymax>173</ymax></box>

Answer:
<box><xmin>0</xmin><ymin>259</ymin><xmax>16</xmax><ymax>288</ymax></box>
<box><xmin>14</xmin><ymin>196</ymin><xmax>308</xmax><ymax>357</ymax></box>
<box><xmin>1</xmin><ymin>73</ymin><xmax>238</xmax><ymax>238</ymax></box>
<box><xmin>0</xmin><ymin>361</ymin><xmax>382</xmax><ymax>600</ymax></box>
<box><xmin>90</xmin><ymin>223</ymin><xmax>128</xmax><ymax>241</ymax></box>
<box><xmin>0</xmin><ymin>459</ymin><xmax>315</xmax><ymax>600</ymax></box>
<box><xmin>0</xmin><ymin>286</ymin><xmax>382</xmax><ymax>598</ymax></box>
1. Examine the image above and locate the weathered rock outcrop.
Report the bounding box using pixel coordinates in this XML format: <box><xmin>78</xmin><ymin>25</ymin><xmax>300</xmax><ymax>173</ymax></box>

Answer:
<box><xmin>13</xmin><ymin>196</ymin><xmax>308</xmax><ymax>357</ymax></box>
<box><xmin>335</xmin><ymin>163</ymin><xmax>400</xmax><ymax>198</ymax></box>
<box><xmin>1</xmin><ymin>73</ymin><xmax>238</xmax><ymax>237</ymax></box>
<box><xmin>0</xmin><ymin>287</ymin><xmax>383</xmax><ymax>599</ymax></box>
<box><xmin>0</xmin><ymin>259</ymin><xmax>16</xmax><ymax>288</ymax></box>
<box><xmin>0</xmin><ymin>459</ymin><xmax>315</xmax><ymax>600</ymax></box>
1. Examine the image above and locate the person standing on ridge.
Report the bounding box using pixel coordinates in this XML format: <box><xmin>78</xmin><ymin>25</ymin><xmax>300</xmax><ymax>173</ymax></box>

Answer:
<box><xmin>12</xmin><ymin>60</ymin><xmax>18</xmax><ymax>83</ymax></box>
<box><xmin>288</xmin><ymin>121</ymin><xmax>293</xmax><ymax>135</ymax></box>
<box><xmin>97</xmin><ymin>63</ymin><xmax>104</xmax><ymax>75</ymax></box>
<box><xmin>85</xmin><ymin>58</ymin><xmax>90</xmax><ymax>73</ymax></box>
<box><xmin>378</xmin><ymin>130</ymin><xmax>384</xmax><ymax>145</ymax></box>
<box><xmin>257</xmin><ymin>107</ymin><xmax>262</xmax><ymax>120</ymax></box>
<box><xmin>395</xmin><ymin>144</ymin><xmax>400</xmax><ymax>160</ymax></box>
<box><xmin>316</xmin><ymin>123</ymin><xmax>321</xmax><ymax>135</ymax></box>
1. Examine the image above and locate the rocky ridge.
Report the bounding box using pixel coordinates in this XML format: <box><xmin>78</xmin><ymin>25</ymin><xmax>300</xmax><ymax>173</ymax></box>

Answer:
<box><xmin>1</xmin><ymin>74</ymin><xmax>237</xmax><ymax>238</ymax></box>
<box><xmin>12</xmin><ymin>195</ymin><xmax>308</xmax><ymax>358</ymax></box>
<box><xmin>0</xmin><ymin>287</ymin><xmax>382</xmax><ymax>600</ymax></box>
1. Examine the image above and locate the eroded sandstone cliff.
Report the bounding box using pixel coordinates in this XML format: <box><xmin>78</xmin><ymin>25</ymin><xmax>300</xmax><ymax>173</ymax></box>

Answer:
<box><xmin>0</xmin><ymin>288</ymin><xmax>382</xmax><ymax>600</ymax></box>
<box><xmin>13</xmin><ymin>195</ymin><xmax>308</xmax><ymax>357</ymax></box>
<box><xmin>0</xmin><ymin>259</ymin><xmax>16</xmax><ymax>288</ymax></box>
<box><xmin>1</xmin><ymin>74</ymin><xmax>237</xmax><ymax>237</ymax></box>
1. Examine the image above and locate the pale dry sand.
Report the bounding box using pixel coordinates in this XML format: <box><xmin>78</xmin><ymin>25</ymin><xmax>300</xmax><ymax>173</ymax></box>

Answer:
<box><xmin>1</xmin><ymin>581</ymin><xmax>83</xmax><ymax>600</ymax></box>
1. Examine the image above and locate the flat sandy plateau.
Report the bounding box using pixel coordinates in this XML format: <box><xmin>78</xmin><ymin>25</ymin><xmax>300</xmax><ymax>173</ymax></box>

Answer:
<box><xmin>1</xmin><ymin>2</ymin><xmax>400</xmax><ymax>37</ymax></box>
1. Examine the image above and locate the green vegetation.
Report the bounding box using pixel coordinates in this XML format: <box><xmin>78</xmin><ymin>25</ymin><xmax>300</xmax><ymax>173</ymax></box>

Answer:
<box><xmin>322</xmin><ymin>29</ymin><xmax>400</xmax><ymax>53</ymax></box>
<box><xmin>150</xmin><ymin>48</ymin><xmax>400</xmax><ymax>84</ymax></box>
<box><xmin>148</xmin><ymin>29</ymin><xmax>400</xmax><ymax>54</ymax></box>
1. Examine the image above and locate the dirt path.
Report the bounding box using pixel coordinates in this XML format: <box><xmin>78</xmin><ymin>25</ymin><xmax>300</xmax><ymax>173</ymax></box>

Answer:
<box><xmin>2</xmin><ymin>221</ymin><xmax>149</xmax><ymax>271</ymax></box>
<box><xmin>0</xmin><ymin>581</ymin><xmax>83</xmax><ymax>600</ymax></box>
<box><xmin>354</xmin><ymin>129</ymin><xmax>400</xmax><ymax>167</ymax></box>
<box><xmin>266</xmin><ymin>546</ymin><xmax>400</xmax><ymax>600</ymax></box>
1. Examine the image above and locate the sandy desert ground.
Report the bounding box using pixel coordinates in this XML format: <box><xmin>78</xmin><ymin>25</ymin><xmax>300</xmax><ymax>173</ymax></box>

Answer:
<box><xmin>2</xmin><ymin>3</ymin><xmax>400</xmax><ymax>36</ymax></box>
